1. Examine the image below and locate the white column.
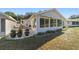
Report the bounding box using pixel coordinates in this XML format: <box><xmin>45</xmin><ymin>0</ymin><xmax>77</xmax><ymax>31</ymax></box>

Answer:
<box><xmin>36</xmin><ymin>16</ymin><xmax>40</xmax><ymax>33</ymax></box>
<box><xmin>56</xmin><ymin>19</ymin><xmax>58</xmax><ymax>27</ymax></box>
<box><xmin>62</xmin><ymin>20</ymin><xmax>64</xmax><ymax>27</ymax></box>
<box><xmin>49</xmin><ymin>18</ymin><xmax>50</xmax><ymax>28</ymax></box>
<box><xmin>36</xmin><ymin>16</ymin><xmax>40</xmax><ymax>29</ymax></box>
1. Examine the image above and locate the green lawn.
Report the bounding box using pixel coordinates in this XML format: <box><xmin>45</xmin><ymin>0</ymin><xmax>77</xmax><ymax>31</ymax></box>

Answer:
<box><xmin>0</xmin><ymin>31</ymin><xmax>62</xmax><ymax>50</ymax></box>
<box><xmin>1</xmin><ymin>27</ymin><xmax>79</xmax><ymax>50</ymax></box>
<box><xmin>38</xmin><ymin>27</ymin><xmax>79</xmax><ymax>50</ymax></box>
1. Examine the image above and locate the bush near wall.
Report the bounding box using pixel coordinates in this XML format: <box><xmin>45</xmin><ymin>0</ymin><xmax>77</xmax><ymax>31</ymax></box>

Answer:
<box><xmin>10</xmin><ymin>29</ymin><xmax>16</xmax><ymax>38</ymax></box>
<box><xmin>46</xmin><ymin>30</ymin><xmax>55</xmax><ymax>33</ymax></box>
<box><xmin>37</xmin><ymin>32</ymin><xmax>45</xmax><ymax>35</ymax></box>
<box><xmin>55</xmin><ymin>29</ymin><xmax>62</xmax><ymax>32</ymax></box>
<box><xmin>37</xmin><ymin>29</ymin><xmax>62</xmax><ymax>35</ymax></box>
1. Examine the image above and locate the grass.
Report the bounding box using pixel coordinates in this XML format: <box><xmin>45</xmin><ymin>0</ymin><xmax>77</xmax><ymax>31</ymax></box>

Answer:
<box><xmin>0</xmin><ymin>31</ymin><xmax>63</xmax><ymax>50</ymax></box>
<box><xmin>38</xmin><ymin>27</ymin><xmax>79</xmax><ymax>50</ymax></box>
<box><xmin>2</xmin><ymin>27</ymin><xmax>79</xmax><ymax>50</ymax></box>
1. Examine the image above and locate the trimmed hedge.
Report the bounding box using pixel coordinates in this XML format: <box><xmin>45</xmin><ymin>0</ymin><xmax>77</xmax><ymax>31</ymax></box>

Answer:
<box><xmin>46</xmin><ymin>30</ymin><xmax>55</xmax><ymax>33</ymax></box>
<box><xmin>37</xmin><ymin>32</ymin><xmax>45</xmax><ymax>35</ymax></box>
<box><xmin>10</xmin><ymin>29</ymin><xmax>16</xmax><ymax>38</ymax></box>
<box><xmin>56</xmin><ymin>29</ymin><xmax>62</xmax><ymax>32</ymax></box>
<box><xmin>37</xmin><ymin>29</ymin><xmax>62</xmax><ymax>35</ymax></box>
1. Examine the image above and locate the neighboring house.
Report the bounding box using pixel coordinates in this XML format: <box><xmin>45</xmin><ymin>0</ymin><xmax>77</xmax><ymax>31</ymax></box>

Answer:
<box><xmin>0</xmin><ymin>13</ymin><xmax>17</xmax><ymax>36</ymax></box>
<box><xmin>66</xmin><ymin>19</ymin><xmax>79</xmax><ymax>27</ymax></box>
<box><xmin>24</xmin><ymin>9</ymin><xmax>66</xmax><ymax>35</ymax></box>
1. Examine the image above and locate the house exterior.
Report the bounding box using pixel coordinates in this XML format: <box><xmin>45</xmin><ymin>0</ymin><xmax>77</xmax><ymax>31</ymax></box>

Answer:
<box><xmin>24</xmin><ymin>9</ymin><xmax>66</xmax><ymax>35</ymax></box>
<box><xmin>0</xmin><ymin>13</ymin><xmax>17</xmax><ymax>36</ymax></box>
<box><xmin>66</xmin><ymin>19</ymin><xmax>79</xmax><ymax>27</ymax></box>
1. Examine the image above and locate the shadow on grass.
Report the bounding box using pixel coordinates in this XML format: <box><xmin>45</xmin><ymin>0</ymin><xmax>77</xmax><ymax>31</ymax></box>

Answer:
<box><xmin>0</xmin><ymin>32</ymin><xmax>64</xmax><ymax>50</ymax></box>
<box><xmin>16</xmin><ymin>32</ymin><xmax>64</xmax><ymax>50</ymax></box>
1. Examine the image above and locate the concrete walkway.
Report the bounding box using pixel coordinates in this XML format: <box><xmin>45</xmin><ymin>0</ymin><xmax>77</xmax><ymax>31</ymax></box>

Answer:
<box><xmin>38</xmin><ymin>27</ymin><xmax>79</xmax><ymax>50</ymax></box>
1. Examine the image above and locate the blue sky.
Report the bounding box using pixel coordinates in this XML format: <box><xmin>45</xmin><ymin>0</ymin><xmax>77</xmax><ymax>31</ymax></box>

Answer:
<box><xmin>58</xmin><ymin>8</ymin><xmax>79</xmax><ymax>18</ymax></box>
<box><xmin>0</xmin><ymin>8</ymin><xmax>79</xmax><ymax>18</ymax></box>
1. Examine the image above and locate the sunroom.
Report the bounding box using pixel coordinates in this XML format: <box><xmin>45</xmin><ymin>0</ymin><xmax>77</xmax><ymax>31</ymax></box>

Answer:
<box><xmin>40</xmin><ymin>17</ymin><xmax>62</xmax><ymax>28</ymax></box>
<box><xmin>35</xmin><ymin>16</ymin><xmax>63</xmax><ymax>33</ymax></box>
<box><xmin>26</xmin><ymin>9</ymin><xmax>65</xmax><ymax>34</ymax></box>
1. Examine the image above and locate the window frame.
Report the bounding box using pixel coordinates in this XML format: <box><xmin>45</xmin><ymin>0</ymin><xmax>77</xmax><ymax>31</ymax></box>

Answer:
<box><xmin>40</xmin><ymin>17</ymin><xmax>49</xmax><ymax>28</ymax></box>
<box><xmin>50</xmin><ymin>18</ymin><xmax>57</xmax><ymax>27</ymax></box>
<box><xmin>57</xmin><ymin>19</ymin><xmax>62</xmax><ymax>27</ymax></box>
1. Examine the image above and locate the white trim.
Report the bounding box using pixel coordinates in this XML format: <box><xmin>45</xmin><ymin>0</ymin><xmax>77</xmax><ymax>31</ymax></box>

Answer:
<box><xmin>29</xmin><ymin>9</ymin><xmax>66</xmax><ymax>21</ymax></box>
<box><xmin>55</xmin><ymin>19</ymin><xmax>57</xmax><ymax>27</ymax></box>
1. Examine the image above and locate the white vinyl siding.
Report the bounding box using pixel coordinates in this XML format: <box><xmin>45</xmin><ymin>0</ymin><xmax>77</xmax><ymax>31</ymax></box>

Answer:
<box><xmin>5</xmin><ymin>19</ymin><xmax>16</xmax><ymax>35</ymax></box>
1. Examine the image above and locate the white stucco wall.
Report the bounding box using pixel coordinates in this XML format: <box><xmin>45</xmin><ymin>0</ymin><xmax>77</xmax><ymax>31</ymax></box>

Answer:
<box><xmin>5</xmin><ymin>19</ymin><xmax>17</xmax><ymax>35</ymax></box>
<box><xmin>63</xmin><ymin>20</ymin><xmax>68</xmax><ymax>27</ymax></box>
<box><xmin>0</xmin><ymin>19</ymin><xmax>16</xmax><ymax>36</ymax></box>
<box><xmin>30</xmin><ymin>16</ymin><xmax>38</xmax><ymax>34</ymax></box>
<box><xmin>0</xmin><ymin>14</ymin><xmax>16</xmax><ymax>36</ymax></box>
<box><xmin>67</xmin><ymin>21</ymin><xmax>73</xmax><ymax>26</ymax></box>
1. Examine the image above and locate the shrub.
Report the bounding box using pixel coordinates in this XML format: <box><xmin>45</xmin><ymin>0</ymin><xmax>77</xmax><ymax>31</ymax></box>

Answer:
<box><xmin>17</xmin><ymin>28</ymin><xmax>23</xmax><ymax>37</ymax></box>
<box><xmin>46</xmin><ymin>30</ymin><xmax>55</xmax><ymax>33</ymax></box>
<box><xmin>37</xmin><ymin>32</ymin><xmax>45</xmax><ymax>35</ymax></box>
<box><xmin>10</xmin><ymin>29</ymin><xmax>16</xmax><ymax>38</ymax></box>
<box><xmin>25</xmin><ymin>29</ymin><xmax>29</xmax><ymax>36</ymax></box>
<box><xmin>63</xmin><ymin>26</ymin><xmax>65</xmax><ymax>28</ymax></box>
<box><xmin>56</xmin><ymin>29</ymin><xmax>62</xmax><ymax>32</ymax></box>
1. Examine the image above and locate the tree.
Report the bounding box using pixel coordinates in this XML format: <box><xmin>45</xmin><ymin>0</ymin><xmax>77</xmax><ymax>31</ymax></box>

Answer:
<box><xmin>69</xmin><ymin>15</ymin><xmax>76</xmax><ymax>19</ymax></box>
<box><xmin>4</xmin><ymin>12</ymin><xmax>34</xmax><ymax>21</ymax></box>
<box><xmin>17</xmin><ymin>15</ymin><xmax>24</xmax><ymax>21</ymax></box>
<box><xmin>4</xmin><ymin>12</ymin><xmax>25</xmax><ymax>21</ymax></box>
<box><xmin>24</xmin><ymin>12</ymin><xmax>34</xmax><ymax>19</ymax></box>
<box><xmin>4</xmin><ymin>11</ymin><xmax>17</xmax><ymax>19</ymax></box>
<box><xmin>69</xmin><ymin>15</ymin><xmax>79</xmax><ymax>19</ymax></box>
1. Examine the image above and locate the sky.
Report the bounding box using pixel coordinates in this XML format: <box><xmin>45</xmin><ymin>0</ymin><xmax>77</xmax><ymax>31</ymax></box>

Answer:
<box><xmin>0</xmin><ymin>8</ymin><xmax>79</xmax><ymax>18</ymax></box>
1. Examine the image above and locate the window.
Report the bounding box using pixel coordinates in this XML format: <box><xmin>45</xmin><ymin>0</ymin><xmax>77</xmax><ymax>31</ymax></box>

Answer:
<box><xmin>57</xmin><ymin>20</ymin><xmax>62</xmax><ymax>26</ymax></box>
<box><xmin>50</xmin><ymin>19</ymin><xmax>54</xmax><ymax>27</ymax></box>
<box><xmin>44</xmin><ymin>19</ymin><xmax>49</xmax><ymax>27</ymax></box>
<box><xmin>40</xmin><ymin>18</ymin><xmax>49</xmax><ymax>28</ymax></box>
<box><xmin>72</xmin><ymin>21</ymin><xmax>79</xmax><ymax>25</ymax></box>
<box><xmin>50</xmin><ymin>19</ymin><xmax>57</xmax><ymax>27</ymax></box>
<box><xmin>1</xmin><ymin>18</ymin><xmax>5</xmax><ymax>32</ymax></box>
<box><xmin>72</xmin><ymin>22</ymin><xmax>76</xmax><ymax>25</ymax></box>
<box><xmin>53</xmin><ymin>19</ymin><xmax>56</xmax><ymax>27</ymax></box>
<box><xmin>76</xmin><ymin>22</ymin><xmax>79</xmax><ymax>25</ymax></box>
<box><xmin>40</xmin><ymin>18</ymin><xmax>44</xmax><ymax>27</ymax></box>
